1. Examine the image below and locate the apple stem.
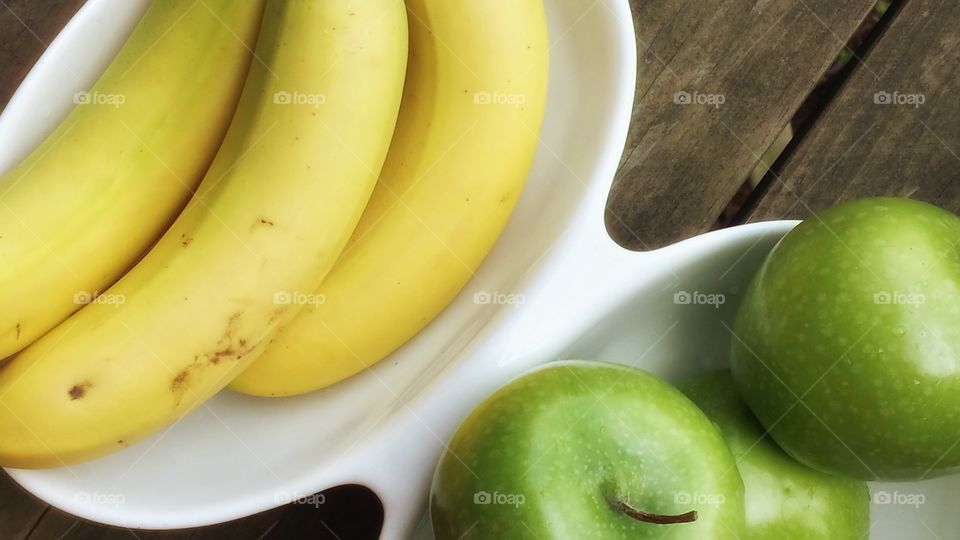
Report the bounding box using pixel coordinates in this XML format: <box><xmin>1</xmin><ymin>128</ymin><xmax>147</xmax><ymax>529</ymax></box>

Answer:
<box><xmin>613</xmin><ymin>500</ymin><xmax>698</xmax><ymax>525</ymax></box>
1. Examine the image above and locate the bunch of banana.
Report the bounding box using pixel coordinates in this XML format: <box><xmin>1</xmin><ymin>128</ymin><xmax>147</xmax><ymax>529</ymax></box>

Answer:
<box><xmin>0</xmin><ymin>0</ymin><xmax>408</xmax><ymax>467</ymax></box>
<box><xmin>0</xmin><ymin>0</ymin><xmax>547</xmax><ymax>467</ymax></box>
<box><xmin>230</xmin><ymin>0</ymin><xmax>550</xmax><ymax>396</ymax></box>
<box><xmin>0</xmin><ymin>0</ymin><xmax>266</xmax><ymax>359</ymax></box>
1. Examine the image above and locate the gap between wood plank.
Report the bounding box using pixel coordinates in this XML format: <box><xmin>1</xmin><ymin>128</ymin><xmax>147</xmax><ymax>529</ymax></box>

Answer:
<box><xmin>732</xmin><ymin>0</ymin><xmax>908</xmax><ymax>224</ymax></box>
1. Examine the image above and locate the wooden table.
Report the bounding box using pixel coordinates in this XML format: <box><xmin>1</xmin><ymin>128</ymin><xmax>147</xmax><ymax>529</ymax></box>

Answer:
<box><xmin>1</xmin><ymin>0</ymin><xmax>958</xmax><ymax>538</ymax></box>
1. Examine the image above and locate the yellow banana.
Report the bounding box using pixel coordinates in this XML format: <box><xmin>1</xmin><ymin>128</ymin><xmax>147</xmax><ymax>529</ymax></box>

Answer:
<box><xmin>0</xmin><ymin>0</ymin><xmax>266</xmax><ymax>359</ymax></box>
<box><xmin>0</xmin><ymin>0</ymin><xmax>407</xmax><ymax>468</ymax></box>
<box><xmin>230</xmin><ymin>0</ymin><xmax>549</xmax><ymax>396</ymax></box>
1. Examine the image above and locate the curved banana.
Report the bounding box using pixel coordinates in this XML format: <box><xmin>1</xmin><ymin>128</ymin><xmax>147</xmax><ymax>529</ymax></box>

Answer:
<box><xmin>0</xmin><ymin>0</ymin><xmax>408</xmax><ymax>468</ymax></box>
<box><xmin>0</xmin><ymin>0</ymin><xmax>266</xmax><ymax>359</ymax></box>
<box><xmin>230</xmin><ymin>0</ymin><xmax>549</xmax><ymax>396</ymax></box>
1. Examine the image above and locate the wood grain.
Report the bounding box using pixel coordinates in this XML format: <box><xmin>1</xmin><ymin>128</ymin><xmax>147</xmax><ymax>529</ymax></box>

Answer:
<box><xmin>607</xmin><ymin>0</ymin><xmax>878</xmax><ymax>250</ymax></box>
<box><xmin>744</xmin><ymin>0</ymin><xmax>960</xmax><ymax>219</ymax></box>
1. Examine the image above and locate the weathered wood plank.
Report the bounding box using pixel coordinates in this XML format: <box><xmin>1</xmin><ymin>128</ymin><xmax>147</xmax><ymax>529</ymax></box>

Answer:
<box><xmin>745</xmin><ymin>0</ymin><xmax>960</xmax><ymax>219</ymax></box>
<box><xmin>0</xmin><ymin>0</ymin><xmax>88</xmax><ymax>109</ymax></box>
<box><xmin>607</xmin><ymin>0</ymin><xmax>878</xmax><ymax>250</ymax></box>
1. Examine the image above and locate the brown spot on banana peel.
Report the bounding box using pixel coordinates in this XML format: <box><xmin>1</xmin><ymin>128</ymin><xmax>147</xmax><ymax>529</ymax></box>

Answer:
<box><xmin>171</xmin><ymin>347</ymin><xmax>255</xmax><ymax>406</ymax></box>
<box><xmin>226</xmin><ymin>312</ymin><xmax>242</xmax><ymax>331</ymax></box>
<box><xmin>171</xmin><ymin>369</ymin><xmax>189</xmax><ymax>390</ymax></box>
<box><xmin>69</xmin><ymin>381</ymin><xmax>92</xmax><ymax>400</ymax></box>
<box><xmin>268</xmin><ymin>306</ymin><xmax>287</xmax><ymax>325</ymax></box>
<box><xmin>209</xmin><ymin>311</ymin><xmax>253</xmax><ymax>364</ymax></box>
<box><xmin>209</xmin><ymin>349</ymin><xmax>232</xmax><ymax>365</ymax></box>
<box><xmin>169</xmin><ymin>313</ymin><xmax>257</xmax><ymax>406</ymax></box>
<box><xmin>254</xmin><ymin>217</ymin><xmax>275</xmax><ymax>228</ymax></box>
<box><xmin>170</xmin><ymin>359</ymin><xmax>202</xmax><ymax>408</ymax></box>
<box><xmin>210</xmin><ymin>337</ymin><xmax>255</xmax><ymax>365</ymax></box>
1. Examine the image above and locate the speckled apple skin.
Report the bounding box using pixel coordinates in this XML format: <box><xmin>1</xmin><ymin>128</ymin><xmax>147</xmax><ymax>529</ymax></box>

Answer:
<box><xmin>679</xmin><ymin>371</ymin><xmax>870</xmax><ymax>539</ymax></box>
<box><xmin>731</xmin><ymin>197</ymin><xmax>960</xmax><ymax>481</ymax></box>
<box><xmin>430</xmin><ymin>361</ymin><xmax>745</xmax><ymax>539</ymax></box>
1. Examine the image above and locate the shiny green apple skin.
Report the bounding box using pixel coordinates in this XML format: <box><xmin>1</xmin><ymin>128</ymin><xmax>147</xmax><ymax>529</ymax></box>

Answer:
<box><xmin>679</xmin><ymin>371</ymin><xmax>871</xmax><ymax>539</ymax></box>
<box><xmin>430</xmin><ymin>361</ymin><xmax>745</xmax><ymax>540</ymax></box>
<box><xmin>731</xmin><ymin>197</ymin><xmax>960</xmax><ymax>481</ymax></box>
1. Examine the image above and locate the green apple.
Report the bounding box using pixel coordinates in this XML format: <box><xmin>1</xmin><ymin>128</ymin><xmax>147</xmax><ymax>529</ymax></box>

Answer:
<box><xmin>678</xmin><ymin>371</ymin><xmax>870</xmax><ymax>539</ymax></box>
<box><xmin>731</xmin><ymin>197</ymin><xmax>960</xmax><ymax>480</ymax></box>
<box><xmin>430</xmin><ymin>361</ymin><xmax>745</xmax><ymax>539</ymax></box>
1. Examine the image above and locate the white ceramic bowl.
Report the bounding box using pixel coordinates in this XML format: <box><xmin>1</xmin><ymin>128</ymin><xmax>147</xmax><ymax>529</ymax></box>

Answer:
<box><xmin>2</xmin><ymin>1</ymin><xmax>958</xmax><ymax>538</ymax></box>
